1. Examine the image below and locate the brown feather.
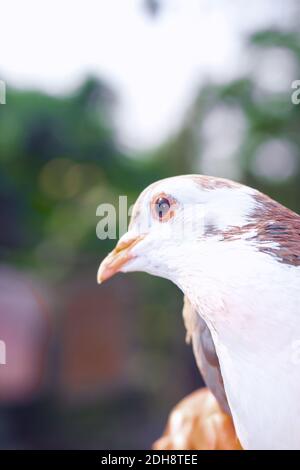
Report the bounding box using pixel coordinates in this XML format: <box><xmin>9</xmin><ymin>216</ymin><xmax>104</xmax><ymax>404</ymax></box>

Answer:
<box><xmin>221</xmin><ymin>193</ymin><xmax>300</xmax><ymax>267</ymax></box>
<box><xmin>183</xmin><ymin>296</ymin><xmax>231</xmax><ymax>415</ymax></box>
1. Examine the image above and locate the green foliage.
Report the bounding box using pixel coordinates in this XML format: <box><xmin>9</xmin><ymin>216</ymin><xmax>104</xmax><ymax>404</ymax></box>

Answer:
<box><xmin>0</xmin><ymin>77</ymin><xmax>191</xmax><ymax>278</ymax></box>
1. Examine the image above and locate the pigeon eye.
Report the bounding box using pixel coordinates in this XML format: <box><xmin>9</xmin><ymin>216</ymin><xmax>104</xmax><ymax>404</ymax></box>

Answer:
<box><xmin>151</xmin><ymin>193</ymin><xmax>177</xmax><ymax>222</ymax></box>
<box><xmin>156</xmin><ymin>197</ymin><xmax>170</xmax><ymax>220</ymax></box>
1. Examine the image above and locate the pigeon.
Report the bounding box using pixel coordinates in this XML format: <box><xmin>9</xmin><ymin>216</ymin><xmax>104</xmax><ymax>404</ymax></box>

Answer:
<box><xmin>98</xmin><ymin>175</ymin><xmax>300</xmax><ymax>450</ymax></box>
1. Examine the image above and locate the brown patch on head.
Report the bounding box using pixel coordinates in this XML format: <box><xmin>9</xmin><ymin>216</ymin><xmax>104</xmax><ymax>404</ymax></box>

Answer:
<box><xmin>190</xmin><ymin>175</ymin><xmax>241</xmax><ymax>191</ymax></box>
<box><xmin>222</xmin><ymin>191</ymin><xmax>300</xmax><ymax>267</ymax></box>
<box><xmin>252</xmin><ymin>193</ymin><xmax>300</xmax><ymax>267</ymax></box>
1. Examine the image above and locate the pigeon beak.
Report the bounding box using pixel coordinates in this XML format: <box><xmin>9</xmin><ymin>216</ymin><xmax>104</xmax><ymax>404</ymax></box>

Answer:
<box><xmin>97</xmin><ymin>234</ymin><xmax>145</xmax><ymax>284</ymax></box>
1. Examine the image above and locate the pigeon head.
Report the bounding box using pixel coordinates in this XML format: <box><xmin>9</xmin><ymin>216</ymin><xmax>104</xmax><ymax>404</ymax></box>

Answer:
<box><xmin>97</xmin><ymin>175</ymin><xmax>258</xmax><ymax>286</ymax></box>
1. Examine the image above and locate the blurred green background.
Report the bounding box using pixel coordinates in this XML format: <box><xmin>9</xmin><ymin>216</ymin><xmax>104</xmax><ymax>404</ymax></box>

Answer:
<box><xmin>0</xmin><ymin>0</ymin><xmax>300</xmax><ymax>449</ymax></box>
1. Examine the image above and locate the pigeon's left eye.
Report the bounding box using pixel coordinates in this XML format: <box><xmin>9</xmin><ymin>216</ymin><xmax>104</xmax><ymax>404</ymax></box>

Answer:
<box><xmin>151</xmin><ymin>193</ymin><xmax>177</xmax><ymax>222</ymax></box>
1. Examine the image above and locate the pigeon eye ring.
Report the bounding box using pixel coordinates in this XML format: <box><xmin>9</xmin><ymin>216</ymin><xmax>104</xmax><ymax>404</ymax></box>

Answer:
<box><xmin>151</xmin><ymin>193</ymin><xmax>177</xmax><ymax>222</ymax></box>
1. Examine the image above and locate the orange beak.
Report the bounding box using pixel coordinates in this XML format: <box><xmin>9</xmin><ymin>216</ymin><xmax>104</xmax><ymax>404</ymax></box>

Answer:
<box><xmin>97</xmin><ymin>235</ymin><xmax>144</xmax><ymax>284</ymax></box>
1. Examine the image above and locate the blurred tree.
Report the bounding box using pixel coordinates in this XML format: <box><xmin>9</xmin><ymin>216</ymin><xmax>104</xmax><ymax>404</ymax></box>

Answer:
<box><xmin>0</xmin><ymin>76</ymin><xmax>191</xmax><ymax>279</ymax></box>
<box><xmin>176</xmin><ymin>29</ymin><xmax>300</xmax><ymax>213</ymax></box>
